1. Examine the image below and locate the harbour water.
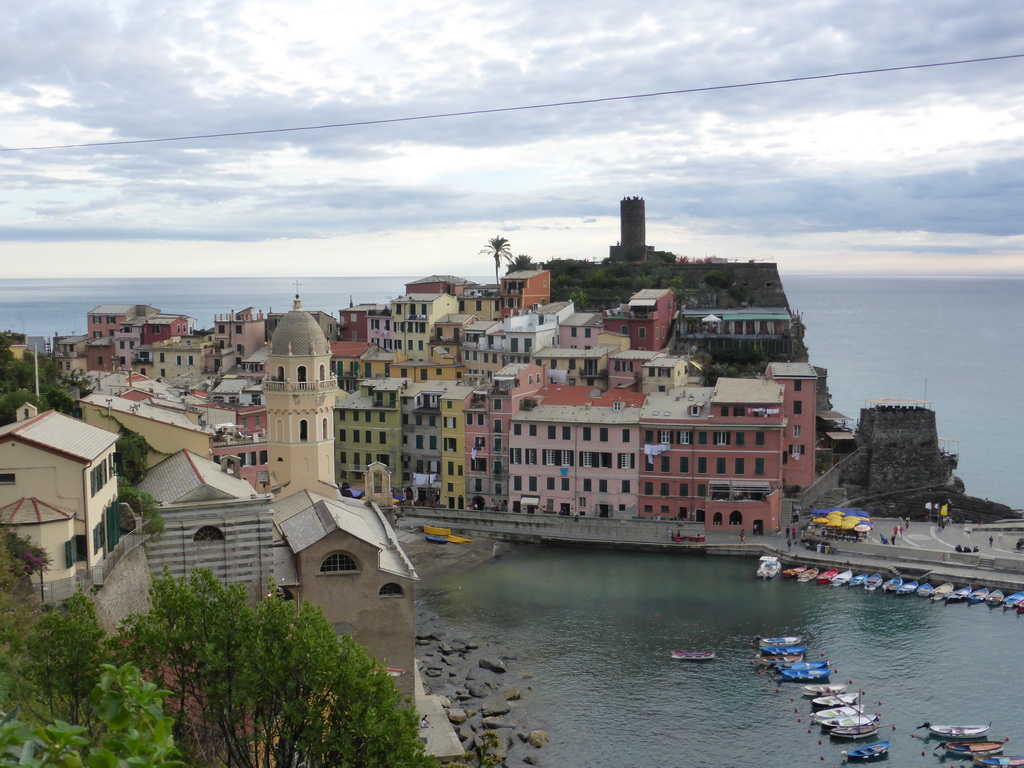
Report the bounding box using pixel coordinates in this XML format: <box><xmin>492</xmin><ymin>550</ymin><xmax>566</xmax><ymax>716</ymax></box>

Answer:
<box><xmin>0</xmin><ymin>273</ymin><xmax>1019</xmax><ymax>506</ymax></box>
<box><xmin>421</xmin><ymin>546</ymin><xmax>1024</xmax><ymax>767</ymax></box>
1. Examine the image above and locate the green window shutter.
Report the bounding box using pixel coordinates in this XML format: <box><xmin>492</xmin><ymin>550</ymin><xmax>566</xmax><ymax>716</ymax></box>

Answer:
<box><xmin>64</xmin><ymin>539</ymin><xmax>75</xmax><ymax>569</ymax></box>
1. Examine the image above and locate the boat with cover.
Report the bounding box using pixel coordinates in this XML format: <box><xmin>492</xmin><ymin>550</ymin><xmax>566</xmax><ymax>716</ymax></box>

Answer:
<box><xmin>831</xmin><ymin>722</ymin><xmax>881</xmax><ymax>740</ymax></box>
<box><xmin>817</xmin><ymin>568</ymin><xmax>840</xmax><ymax>584</ymax></box>
<box><xmin>881</xmin><ymin>576</ymin><xmax>903</xmax><ymax>593</ymax></box>
<box><xmin>831</xmin><ymin>569</ymin><xmax>853</xmax><ymax>586</ymax></box>
<box><xmin>948</xmin><ymin>585</ymin><xmax>972</xmax><ymax>602</ymax></box>
<box><xmin>756</xmin><ymin>635</ymin><xmax>802</xmax><ymax>647</ymax></box>
<box><xmin>775</xmin><ymin>660</ymin><xmax>828</xmax><ymax>671</ymax></box>
<box><xmin>802</xmin><ymin>683</ymin><xmax>849</xmax><ymax>697</ymax></box>
<box><xmin>940</xmin><ymin>741</ymin><xmax>1005</xmax><ymax>757</ymax></box>
<box><xmin>756</xmin><ymin>555</ymin><xmax>782</xmax><ymax>579</ymax></box>
<box><xmin>797</xmin><ymin>568</ymin><xmax>820</xmax><ymax>583</ymax></box>
<box><xmin>918</xmin><ymin>722</ymin><xmax>991</xmax><ymax>739</ymax></box>
<box><xmin>932</xmin><ymin>582</ymin><xmax>954</xmax><ymax>600</ymax></box>
<box><xmin>974</xmin><ymin>757</ymin><xmax>1024</xmax><ymax>766</ymax></box>
<box><xmin>814</xmin><ymin>707</ymin><xmax>870</xmax><ymax>723</ymax></box>
<box><xmin>848</xmin><ymin>573</ymin><xmax>868</xmax><ymax>587</ymax></box>
<box><xmin>896</xmin><ymin>579</ymin><xmax>919</xmax><ymax>595</ymax></box>
<box><xmin>1002</xmin><ymin>591</ymin><xmax>1024</xmax><ymax>609</ymax></box>
<box><xmin>811</xmin><ymin>692</ymin><xmax>860</xmax><ymax>709</ymax></box>
<box><xmin>865</xmin><ymin>574</ymin><xmax>883</xmax><ymax>591</ymax></box>
<box><xmin>969</xmin><ymin>588</ymin><xmax>991</xmax><ymax>604</ymax></box>
<box><xmin>780</xmin><ymin>666</ymin><xmax>830</xmax><ymax>681</ymax></box>
<box><xmin>842</xmin><ymin>740</ymin><xmax>890</xmax><ymax>761</ymax></box>
<box><xmin>760</xmin><ymin>645</ymin><xmax>807</xmax><ymax>656</ymax></box>
<box><xmin>782</xmin><ymin>565</ymin><xmax>808</xmax><ymax>578</ymax></box>
<box><xmin>670</xmin><ymin>651</ymin><xmax>715</xmax><ymax>660</ymax></box>
<box><xmin>987</xmin><ymin>590</ymin><xmax>1005</xmax><ymax>607</ymax></box>
<box><xmin>917</xmin><ymin>582</ymin><xmax>935</xmax><ymax>597</ymax></box>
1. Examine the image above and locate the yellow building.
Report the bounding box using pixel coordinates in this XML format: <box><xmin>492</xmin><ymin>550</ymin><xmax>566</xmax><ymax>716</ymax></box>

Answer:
<box><xmin>440</xmin><ymin>385</ymin><xmax>475</xmax><ymax>509</ymax></box>
<box><xmin>391</xmin><ymin>293</ymin><xmax>458</xmax><ymax>361</ymax></box>
<box><xmin>133</xmin><ymin>336</ymin><xmax>211</xmax><ymax>381</ymax></box>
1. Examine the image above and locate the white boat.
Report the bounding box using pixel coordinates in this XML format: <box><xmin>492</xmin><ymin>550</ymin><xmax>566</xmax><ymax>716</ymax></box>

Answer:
<box><xmin>814</xmin><ymin>706</ymin><xmax>865</xmax><ymax>722</ymax></box>
<box><xmin>918</xmin><ymin>722</ymin><xmax>991</xmax><ymax>739</ymax></box>
<box><xmin>802</xmin><ymin>683</ymin><xmax>849</xmax><ymax>697</ymax></box>
<box><xmin>756</xmin><ymin>555</ymin><xmax>782</xmax><ymax>579</ymax></box>
<box><xmin>932</xmin><ymin>582</ymin><xmax>954</xmax><ymax>601</ymax></box>
<box><xmin>757</xmin><ymin>635</ymin><xmax>802</xmax><ymax>647</ymax></box>
<box><xmin>865</xmin><ymin>574</ymin><xmax>883</xmax><ymax>591</ymax></box>
<box><xmin>819</xmin><ymin>713</ymin><xmax>879</xmax><ymax>729</ymax></box>
<box><xmin>831</xmin><ymin>570</ymin><xmax>854</xmax><ymax>586</ymax></box>
<box><xmin>811</xmin><ymin>692</ymin><xmax>860</xmax><ymax>709</ymax></box>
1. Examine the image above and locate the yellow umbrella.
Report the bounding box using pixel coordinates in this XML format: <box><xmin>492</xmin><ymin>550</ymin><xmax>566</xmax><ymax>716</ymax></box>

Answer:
<box><xmin>812</xmin><ymin>517</ymin><xmax>830</xmax><ymax>524</ymax></box>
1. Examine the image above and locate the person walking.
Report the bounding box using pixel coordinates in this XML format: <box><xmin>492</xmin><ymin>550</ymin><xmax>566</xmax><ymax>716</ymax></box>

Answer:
<box><xmin>989</xmin><ymin>535</ymin><xmax>995</xmax><ymax>548</ymax></box>
<box><xmin>739</xmin><ymin>530</ymin><xmax>745</xmax><ymax>543</ymax></box>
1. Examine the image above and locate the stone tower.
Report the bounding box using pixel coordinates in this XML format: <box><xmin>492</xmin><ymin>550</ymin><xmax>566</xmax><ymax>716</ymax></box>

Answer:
<box><xmin>265</xmin><ymin>294</ymin><xmax>339</xmax><ymax>498</ymax></box>
<box><xmin>609</xmin><ymin>196</ymin><xmax>649</xmax><ymax>262</ymax></box>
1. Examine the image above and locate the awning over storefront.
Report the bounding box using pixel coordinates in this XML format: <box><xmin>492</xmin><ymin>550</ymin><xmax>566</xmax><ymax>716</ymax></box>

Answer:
<box><xmin>521</xmin><ymin>496</ymin><xmax>540</xmax><ymax>506</ymax></box>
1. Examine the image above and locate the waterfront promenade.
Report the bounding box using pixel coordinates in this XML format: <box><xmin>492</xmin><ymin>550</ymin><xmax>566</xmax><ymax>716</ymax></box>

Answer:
<box><xmin>397</xmin><ymin>507</ymin><xmax>1024</xmax><ymax>591</ymax></box>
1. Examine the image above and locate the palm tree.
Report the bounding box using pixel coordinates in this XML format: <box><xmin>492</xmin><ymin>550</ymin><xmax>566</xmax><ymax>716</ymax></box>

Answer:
<box><xmin>507</xmin><ymin>254</ymin><xmax>536</xmax><ymax>273</ymax></box>
<box><xmin>480</xmin><ymin>236</ymin><xmax>513</xmax><ymax>284</ymax></box>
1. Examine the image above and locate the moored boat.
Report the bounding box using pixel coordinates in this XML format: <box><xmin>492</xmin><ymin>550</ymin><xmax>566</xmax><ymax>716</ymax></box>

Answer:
<box><xmin>974</xmin><ymin>756</ymin><xmax>1024</xmax><ymax>766</ymax></box>
<box><xmin>817</xmin><ymin>568</ymin><xmax>840</xmax><ymax>584</ymax></box>
<box><xmin>780</xmin><ymin>666</ymin><xmax>830</xmax><ymax>681</ymax></box>
<box><xmin>775</xmin><ymin>660</ymin><xmax>829</xmax><ymax>671</ymax></box>
<box><xmin>881</xmin><ymin>576</ymin><xmax>903</xmax><ymax>593</ymax></box>
<box><xmin>756</xmin><ymin>635</ymin><xmax>802</xmax><ymax>647</ymax></box>
<box><xmin>919</xmin><ymin>722</ymin><xmax>991</xmax><ymax>739</ymax></box>
<box><xmin>948</xmin><ymin>585</ymin><xmax>972</xmax><ymax>602</ymax></box>
<box><xmin>849</xmin><ymin>573</ymin><xmax>868</xmax><ymax>587</ymax></box>
<box><xmin>831</xmin><ymin>722</ymin><xmax>881</xmax><ymax>740</ymax></box>
<box><xmin>758</xmin><ymin>653</ymin><xmax>804</xmax><ymax>666</ymax></box>
<box><xmin>1002</xmin><ymin>591</ymin><xmax>1024</xmax><ymax>609</ymax></box>
<box><xmin>843</xmin><ymin>740</ymin><xmax>890</xmax><ymax>761</ymax></box>
<box><xmin>814</xmin><ymin>707</ymin><xmax>870</xmax><ymax>723</ymax></box>
<box><xmin>932</xmin><ymin>582</ymin><xmax>954</xmax><ymax>600</ymax></box>
<box><xmin>811</xmin><ymin>692</ymin><xmax>860</xmax><ymax>709</ymax></box>
<box><xmin>797</xmin><ymin>568</ymin><xmax>820</xmax><ymax>583</ymax></box>
<box><xmin>917</xmin><ymin>582</ymin><xmax>935</xmax><ymax>597</ymax></box>
<box><xmin>756</xmin><ymin>555</ymin><xmax>782</xmax><ymax>579</ymax></box>
<box><xmin>987</xmin><ymin>590</ymin><xmax>1005</xmax><ymax>607</ymax></box>
<box><xmin>782</xmin><ymin>565</ymin><xmax>808</xmax><ymax>578</ymax></box>
<box><xmin>802</xmin><ymin>683</ymin><xmax>849</xmax><ymax>697</ymax></box>
<box><xmin>896</xmin><ymin>579</ymin><xmax>919</xmax><ymax>595</ymax></box>
<box><xmin>760</xmin><ymin>645</ymin><xmax>807</xmax><ymax>656</ymax></box>
<box><xmin>671</xmin><ymin>650</ymin><xmax>715</xmax><ymax>660</ymax></box>
<box><xmin>831</xmin><ymin>569</ymin><xmax>853</xmax><ymax>586</ymax></box>
<box><xmin>968</xmin><ymin>587</ymin><xmax>991</xmax><ymax>604</ymax></box>
<box><xmin>865</xmin><ymin>574</ymin><xmax>883</xmax><ymax>591</ymax></box>
<box><xmin>940</xmin><ymin>741</ymin><xmax>1005</xmax><ymax>757</ymax></box>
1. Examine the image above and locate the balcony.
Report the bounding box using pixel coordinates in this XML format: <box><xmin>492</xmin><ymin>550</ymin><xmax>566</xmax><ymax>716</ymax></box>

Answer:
<box><xmin>263</xmin><ymin>378</ymin><xmax>337</xmax><ymax>393</ymax></box>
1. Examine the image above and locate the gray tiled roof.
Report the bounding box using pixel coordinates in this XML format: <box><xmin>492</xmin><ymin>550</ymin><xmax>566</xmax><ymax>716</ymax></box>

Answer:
<box><xmin>138</xmin><ymin>450</ymin><xmax>256</xmax><ymax>503</ymax></box>
<box><xmin>0</xmin><ymin>410</ymin><xmax>118</xmax><ymax>462</ymax></box>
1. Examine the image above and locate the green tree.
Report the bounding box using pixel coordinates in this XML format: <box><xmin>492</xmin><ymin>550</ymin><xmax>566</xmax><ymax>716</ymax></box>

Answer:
<box><xmin>479</xmin><ymin>236</ymin><xmax>512</xmax><ymax>284</ymax></box>
<box><xmin>506</xmin><ymin>254</ymin><xmax>535</xmax><ymax>273</ymax></box>
<box><xmin>568</xmin><ymin>289</ymin><xmax>589</xmax><ymax>311</ymax></box>
<box><xmin>23</xmin><ymin>592</ymin><xmax>114</xmax><ymax>733</ymax></box>
<box><xmin>0</xmin><ymin>533</ymin><xmax>38</xmax><ymax>709</ymax></box>
<box><xmin>120</xmin><ymin>569</ymin><xmax>437</xmax><ymax>768</ymax></box>
<box><xmin>116</xmin><ymin>482</ymin><xmax>164</xmax><ymax>536</ymax></box>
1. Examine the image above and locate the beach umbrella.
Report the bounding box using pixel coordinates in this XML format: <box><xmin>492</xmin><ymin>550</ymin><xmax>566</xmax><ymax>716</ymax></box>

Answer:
<box><xmin>812</xmin><ymin>517</ymin><xmax>830</xmax><ymax>524</ymax></box>
<box><xmin>702</xmin><ymin>314</ymin><xmax>721</xmax><ymax>323</ymax></box>
<box><xmin>854</xmin><ymin>524</ymin><xmax>872</xmax><ymax>532</ymax></box>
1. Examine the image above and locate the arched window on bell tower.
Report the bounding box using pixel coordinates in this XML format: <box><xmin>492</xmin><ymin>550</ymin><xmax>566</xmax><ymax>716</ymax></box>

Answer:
<box><xmin>297</xmin><ymin>365</ymin><xmax>307</xmax><ymax>383</ymax></box>
<box><xmin>299</xmin><ymin>419</ymin><xmax>309</xmax><ymax>441</ymax></box>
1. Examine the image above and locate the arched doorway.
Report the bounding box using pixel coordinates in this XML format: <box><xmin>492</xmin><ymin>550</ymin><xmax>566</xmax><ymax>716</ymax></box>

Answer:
<box><xmin>712</xmin><ymin>512</ymin><xmax>723</xmax><ymax>526</ymax></box>
<box><xmin>729</xmin><ymin>510</ymin><xmax>743</xmax><ymax>527</ymax></box>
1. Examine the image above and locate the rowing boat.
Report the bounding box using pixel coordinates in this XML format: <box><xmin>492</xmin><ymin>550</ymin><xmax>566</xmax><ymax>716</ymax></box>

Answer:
<box><xmin>843</xmin><ymin>740</ymin><xmax>890</xmax><ymax>761</ymax></box>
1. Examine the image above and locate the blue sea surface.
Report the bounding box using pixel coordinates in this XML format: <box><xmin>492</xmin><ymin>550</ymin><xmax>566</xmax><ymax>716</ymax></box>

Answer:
<box><xmin>0</xmin><ymin>274</ymin><xmax>1018</xmax><ymax>507</ymax></box>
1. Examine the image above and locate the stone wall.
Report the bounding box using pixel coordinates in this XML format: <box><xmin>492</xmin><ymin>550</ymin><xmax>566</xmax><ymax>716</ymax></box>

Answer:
<box><xmin>844</xmin><ymin>405</ymin><xmax>951</xmax><ymax>493</ymax></box>
<box><xmin>91</xmin><ymin>545</ymin><xmax>152</xmax><ymax>633</ymax></box>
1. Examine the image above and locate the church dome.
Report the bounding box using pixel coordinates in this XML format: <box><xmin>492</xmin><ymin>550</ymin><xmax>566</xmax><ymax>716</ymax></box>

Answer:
<box><xmin>270</xmin><ymin>296</ymin><xmax>330</xmax><ymax>357</ymax></box>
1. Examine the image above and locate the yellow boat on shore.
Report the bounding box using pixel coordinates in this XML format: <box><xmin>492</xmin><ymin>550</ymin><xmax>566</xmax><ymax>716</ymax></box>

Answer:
<box><xmin>446</xmin><ymin>535</ymin><xmax>472</xmax><ymax>544</ymax></box>
<box><xmin>423</xmin><ymin>525</ymin><xmax>452</xmax><ymax>536</ymax></box>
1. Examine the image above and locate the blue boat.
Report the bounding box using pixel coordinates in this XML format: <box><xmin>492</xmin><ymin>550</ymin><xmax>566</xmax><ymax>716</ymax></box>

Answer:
<box><xmin>865</xmin><ymin>574</ymin><xmax>883</xmax><ymax>591</ymax></box>
<box><xmin>844</xmin><ymin>740</ymin><xmax>890</xmax><ymax>760</ymax></box>
<box><xmin>756</xmin><ymin>635</ymin><xmax>802</xmax><ymax>647</ymax></box>
<box><xmin>947</xmin><ymin>585</ymin><xmax>972</xmax><ymax>602</ymax></box>
<box><xmin>779</xmin><ymin>666</ymin><xmax>830</xmax><ymax>681</ymax></box>
<box><xmin>896</xmin><ymin>579</ymin><xmax>919</xmax><ymax>595</ymax></box>
<box><xmin>848</xmin><ymin>573</ymin><xmax>868</xmax><ymax>587</ymax></box>
<box><xmin>424</xmin><ymin>534</ymin><xmax>449</xmax><ymax>544</ymax></box>
<box><xmin>760</xmin><ymin>645</ymin><xmax>807</xmax><ymax>656</ymax></box>
<box><xmin>775</xmin><ymin>660</ymin><xmax>829</xmax><ymax>670</ymax></box>
<box><xmin>1002</xmin><ymin>591</ymin><xmax>1024</xmax><ymax>609</ymax></box>
<box><xmin>968</xmin><ymin>587</ymin><xmax>991</xmax><ymax>604</ymax></box>
<box><xmin>917</xmin><ymin>583</ymin><xmax>935</xmax><ymax>597</ymax></box>
<box><xmin>881</xmin><ymin>576</ymin><xmax>903</xmax><ymax>593</ymax></box>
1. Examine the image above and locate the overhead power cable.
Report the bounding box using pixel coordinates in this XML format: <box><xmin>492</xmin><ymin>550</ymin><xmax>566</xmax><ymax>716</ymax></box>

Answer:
<box><xmin>2</xmin><ymin>53</ymin><xmax>1022</xmax><ymax>153</ymax></box>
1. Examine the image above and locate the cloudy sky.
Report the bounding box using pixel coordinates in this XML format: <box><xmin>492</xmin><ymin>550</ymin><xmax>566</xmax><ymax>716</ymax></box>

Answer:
<box><xmin>3</xmin><ymin>0</ymin><xmax>1024</xmax><ymax>277</ymax></box>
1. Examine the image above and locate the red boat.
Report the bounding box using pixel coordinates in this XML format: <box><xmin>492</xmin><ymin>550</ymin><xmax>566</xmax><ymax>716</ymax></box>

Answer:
<box><xmin>817</xmin><ymin>568</ymin><xmax>840</xmax><ymax>584</ymax></box>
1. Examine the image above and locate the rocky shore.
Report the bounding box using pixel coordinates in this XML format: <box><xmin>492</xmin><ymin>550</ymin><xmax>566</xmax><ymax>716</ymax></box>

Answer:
<box><xmin>404</xmin><ymin>534</ymin><xmax>550</xmax><ymax>767</ymax></box>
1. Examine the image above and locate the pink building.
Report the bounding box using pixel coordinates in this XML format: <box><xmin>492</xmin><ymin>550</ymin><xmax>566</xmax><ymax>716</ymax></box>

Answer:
<box><xmin>766</xmin><ymin>362</ymin><xmax>819</xmax><ymax>489</ymax></box>
<box><xmin>404</xmin><ymin>275</ymin><xmax>477</xmax><ymax>296</ymax></box>
<box><xmin>508</xmin><ymin>386</ymin><xmax>646</xmax><ymax>517</ymax></box>
<box><xmin>208</xmin><ymin>308</ymin><xmax>266</xmax><ymax>374</ymax></box>
<box><xmin>602</xmin><ymin>288</ymin><xmax>676</xmax><ymax>351</ymax></box>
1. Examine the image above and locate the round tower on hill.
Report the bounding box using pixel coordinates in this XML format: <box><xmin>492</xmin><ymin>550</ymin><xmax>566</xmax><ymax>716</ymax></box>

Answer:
<box><xmin>620</xmin><ymin>196</ymin><xmax>647</xmax><ymax>261</ymax></box>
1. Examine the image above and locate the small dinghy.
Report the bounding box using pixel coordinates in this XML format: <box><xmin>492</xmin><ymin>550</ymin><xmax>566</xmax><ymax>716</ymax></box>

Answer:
<box><xmin>780</xmin><ymin>666</ymin><xmax>830</xmax><ymax>681</ymax></box>
<box><xmin>1002</xmin><ymin>591</ymin><xmax>1024</xmax><ymax>609</ymax></box>
<box><xmin>817</xmin><ymin>568</ymin><xmax>840</xmax><ymax>584</ymax></box>
<box><xmin>424</xmin><ymin>534</ymin><xmax>449</xmax><ymax>544</ymax></box>
<box><xmin>819</xmin><ymin>714</ymin><xmax>879</xmax><ymax>731</ymax></box>
<box><xmin>968</xmin><ymin>587</ymin><xmax>991</xmax><ymax>604</ymax></box>
<box><xmin>782</xmin><ymin>565</ymin><xmax>808</xmax><ymax>578</ymax></box>
<box><xmin>830</xmin><ymin>722</ymin><xmax>881</xmax><ymax>740</ymax></box>
<box><xmin>918</xmin><ymin>722</ymin><xmax>991</xmax><ymax>739</ymax></box>
<box><xmin>670</xmin><ymin>651</ymin><xmax>715</xmax><ymax>661</ymax></box>
<box><xmin>811</xmin><ymin>692</ymin><xmax>860</xmax><ymax>709</ymax></box>
<box><xmin>775</xmin><ymin>660</ymin><xmax>829</xmax><ymax>671</ymax></box>
<box><xmin>947</xmin><ymin>585</ymin><xmax>972</xmax><ymax>602</ymax></box>
<box><xmin>932</xmin><ymin>582</ymin><xmax>954</xmax><ymax>600</ymax></box>
<box><xmin>848</xmin><ymin>573</ymin><xmax>868</xmax><ymax>587</ymax></box>
<box><xmin>843</xmin><ymin>740</ymin><xmax>890</xmax><ymax>760</ymax></box>
<box><xmin>896</xmin><ymin>579</ymin><xmax>919</xmax><ymax>595</ymax></box>
<box><xmin>756</xmin><ymin>635</ymin><xmax>802</xmax><ymax>647</ymax></box>
<box><xmin>802</xmin><ymin>683</ymin><xmax>849</xmax><ymax>697</ymax></box>
<box><xmin>975</xmin><ymin>756</ymin><xmax>1024</xmax><ymax>766</ymax></box>
<box><xmin>864</xmin><ymin>574</ymin><xmax>883</xmax><ymax>591</ymax></box>
<box><xmin>939</xmin><ymin>741</ymin><xmax>1005</xmax><ymax>757</ymax></box>
<box><xmin>798</xmin><ymin>568</ymin><xmax>820</xmax><ymax>583</ymax></box>
<box><xmin>756</xmin><ymin>555</ymin><xmax>782</xmax><ymax>579</ymax></box>
<box><xmin>831</xmin><ymin>569</ymin><xmax>853</xmax><ymax>586</ymax></box>
<box><xmin>759</xmin><ymin>653</ymin><xmax>804</xmax><ymax>666</ymax></box>
<box><xmin>881</xmin><ymin>576</ymin><xmax>903</xmax><ymax>593</ymax></box>
<box><xmin>814</xmin><ymin>707</ymin><xmax>868</xmax><ymax>723</ymax></box>
<box><xmin>987</xmin><ymin>590</ymin><xmax>1005</xmax><ymax>607</ymax></box>
<box><xmin>760</xmin><ymin>645</ymin><xmax>808</xmax><ymax>656</ymax></box>
<box><xmin>916</xmin><ymin>582</ymin><xmax>935</xmax><ymax>597</ymax></box>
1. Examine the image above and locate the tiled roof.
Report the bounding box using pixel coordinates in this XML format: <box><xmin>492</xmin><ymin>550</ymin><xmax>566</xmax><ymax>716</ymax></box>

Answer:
<box><xmin>138</xmin><ymin>450</ymin><xmax>255</xmax><ymax>504</ymax></box>
<box><xmin>0</xmin><ymin>497</ymin><xmax>75</xmax><ymax>525</ymax></box>
<box><xmin>0</xmin><ymin>410</ymin><xmax>118</xmax><ymax>462</ymax></box>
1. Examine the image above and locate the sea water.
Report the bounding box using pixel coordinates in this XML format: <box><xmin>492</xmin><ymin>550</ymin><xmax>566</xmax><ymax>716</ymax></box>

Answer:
<box><xmin>0</xmin><ymin>274</ymin><xmax>1019</xmax><ymax>507</ymax></box>
<box><xmin>422</xmin><ymin>546</ymin><xmax>1024</xmax><ymax>768</ymax></box>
